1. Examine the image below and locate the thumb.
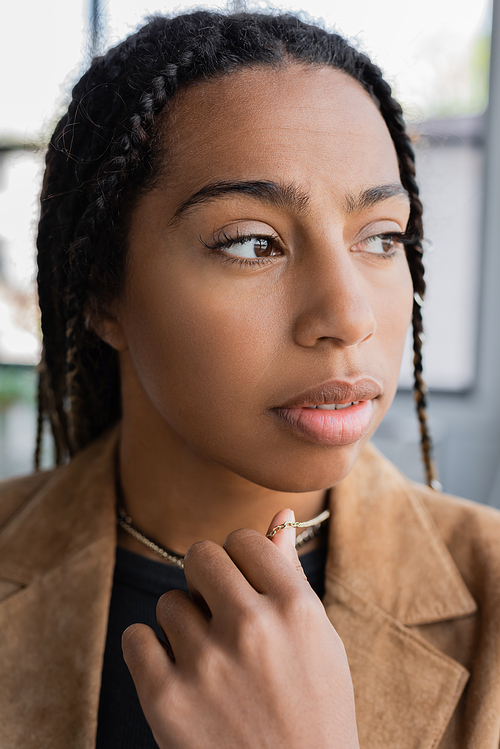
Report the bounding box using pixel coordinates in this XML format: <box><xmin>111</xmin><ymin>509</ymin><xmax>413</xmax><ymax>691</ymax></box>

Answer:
<box><xmin>266</xmin><ymin>509</ymin><xmax>308</xmax><ymax>581</ymax></box>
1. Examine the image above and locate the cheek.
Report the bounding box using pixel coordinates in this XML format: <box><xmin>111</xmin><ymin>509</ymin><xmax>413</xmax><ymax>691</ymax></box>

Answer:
<box><xmin>372</xmin><ymin>257</ymin><xmax>414</xmax><ymax>386</ymax></box>
<box><xmin>121</xmin><ymin>263</ymin><xmax>284</xmax><ymax>433</ymax></box>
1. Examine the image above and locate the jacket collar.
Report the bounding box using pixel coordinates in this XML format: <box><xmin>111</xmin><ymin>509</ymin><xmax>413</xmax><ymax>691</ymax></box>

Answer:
<box><xmin>325</xmin><ymin>443</ymin><xmax>476</xmax><ymax>626</ymax></box>
<box><xmin>323</xmin><ymin>444</ymin><xmax>476</xmax><ymax>749</ymax></box>
<box><xmin>0</xmin><ymin>427</ymin><xmax>119</xmax><ymax>587</ymax></box>
<box><xmin>0</xmin><ymin>433</ymin><xmax>477</xmax><ymax>749</ymax></box>
<box><xmin>0</xmin><ymin>429</ymin><xmax>119</xmax><ymax>749</ymax></box>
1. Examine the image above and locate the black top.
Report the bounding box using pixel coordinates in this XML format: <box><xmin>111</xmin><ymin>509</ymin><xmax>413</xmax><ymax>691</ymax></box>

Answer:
<box><xmin>96</xmin><ymin>543</ymin><xmax>328</xmax><ymax>748</ymax></box>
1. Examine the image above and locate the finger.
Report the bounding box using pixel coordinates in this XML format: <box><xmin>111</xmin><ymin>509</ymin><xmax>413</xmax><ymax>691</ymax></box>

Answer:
<box><xmin>267</xmin><ymin>509</ymin><xmax>308</xmax><ymax>582</ymax></box>
<box><xmin>183</xmin><ymin>539</ymin><xmax>260</xmax><ymax>617</ymax></box>
<box><xmin>223</xmin><ymin>527</ymin><xmax>311</xmax><ymax>599</ymax></box>
<box><xmin>122</xmin><ymin>623</ymin><xmax>172</xmax><ymax>701</ymax></box>
<box><xmin>266</xmin><ymin>508</ymin><xmax>296</xmax><ymax>560</ymax></box>
<box><xmin>156</xmin><ymin>589</ymin><xmax>210</xmax><ymax>665</ymax></box>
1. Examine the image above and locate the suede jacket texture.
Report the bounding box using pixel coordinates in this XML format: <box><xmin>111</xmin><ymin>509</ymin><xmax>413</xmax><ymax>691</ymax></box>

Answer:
<box><xmin>0</xmin><ymin>427</ymin><xmax>499</xmax><ymax>749</ymax></box>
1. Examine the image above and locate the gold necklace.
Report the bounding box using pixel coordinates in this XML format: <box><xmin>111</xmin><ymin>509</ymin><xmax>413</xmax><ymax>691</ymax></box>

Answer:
<box><xmin>117</xmin><ymin>507</ymin><xmax>330</xmax><ymax>569</ymax></box>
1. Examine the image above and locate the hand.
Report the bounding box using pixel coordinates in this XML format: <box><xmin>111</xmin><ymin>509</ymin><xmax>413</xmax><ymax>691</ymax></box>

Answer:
<box><xmin>122</xmin><ymin>509</ymin><xmax>360</xmax><ymax>749</ymax></box>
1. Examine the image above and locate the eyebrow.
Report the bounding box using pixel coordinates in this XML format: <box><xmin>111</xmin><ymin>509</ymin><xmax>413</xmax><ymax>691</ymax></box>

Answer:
<box><xmin>169</xmin><ymin>180</ymin><xmax>310</xmax><ymax>224</ymax></box>
<box><xmin>169</xmin><ymin>179</ymin><xmax>410</xmax><ymax>224</ymax></box>
<box><xmin>343</xmin><ymin>183</ymin><xmax>410</xmax><ymax>214</ymax></box>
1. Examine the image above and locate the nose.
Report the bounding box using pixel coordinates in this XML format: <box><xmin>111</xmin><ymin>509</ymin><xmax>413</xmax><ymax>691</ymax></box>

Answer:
<box><xmin>292</xmin><ymin>246</ymin><xmax>377</xmax><ymax>349</ymax></box>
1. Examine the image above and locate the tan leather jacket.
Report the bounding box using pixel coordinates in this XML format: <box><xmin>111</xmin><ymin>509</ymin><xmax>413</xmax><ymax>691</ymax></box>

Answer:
<box><xmin>0</xmin><ymin>428</ymin><xmax>499</xmax><ymax>749</ymax></box>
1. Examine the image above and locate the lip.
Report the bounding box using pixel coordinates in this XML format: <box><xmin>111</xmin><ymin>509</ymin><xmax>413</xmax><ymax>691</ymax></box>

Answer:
<box><xmin>275</xmin><ymin>378</ymin><xmax>382</xmax><ymax>409</ymax></box>
<box><xmin>271</xmin><ymin>378</ymin><xmax>381</xmax><ymax>447</ymax></box>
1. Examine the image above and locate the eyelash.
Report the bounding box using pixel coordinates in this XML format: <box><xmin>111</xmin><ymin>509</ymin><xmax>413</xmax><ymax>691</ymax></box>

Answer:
<box><xmin>201</xmin><ymin>229</ymin><xmax>281</xmax><ymax>268</ymax></box>
<box><xmin>201</xmin><ymin>229</ymin><xmax>415</xmax><ymax>267</ymax></box>
<box><xmin>360</xmin><ymin>232</ymin><xmax>411</xmax><ymax>259</ymax></box>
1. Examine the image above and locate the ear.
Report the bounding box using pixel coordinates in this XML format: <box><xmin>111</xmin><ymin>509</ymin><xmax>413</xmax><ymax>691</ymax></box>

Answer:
<box><xmin>85</xmin><ymin>298</ymin><xmax>128</xmax><ymax>352</ymax></box>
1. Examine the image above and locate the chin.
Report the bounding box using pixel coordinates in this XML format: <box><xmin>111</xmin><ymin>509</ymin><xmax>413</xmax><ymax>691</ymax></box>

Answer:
<box><xmin>224</xmin><ymin>438</ymin><xmax>367</xmax><ymax>494</ymax></box>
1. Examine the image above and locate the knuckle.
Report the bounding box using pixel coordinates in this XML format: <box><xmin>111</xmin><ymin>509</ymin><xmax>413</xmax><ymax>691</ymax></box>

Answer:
<box><xmin>183</xmin><ymin>538</ymin><xmax>219</xmax><ymax>565</ymax></box>
<box><xmin>282</xmin><ymin>586</ymin><xmax>323</xmax><ymax>620</ymax></box>
<box><xmin>195</xmin><ymin>641</ymin><xmax>226</xmax><ymax>680</ymax></box>
<box><xmin>223</xmin><ymin>527</ymin><xmax>261</xmax><ymax>553</ymax></box>
<box><xmin>156</xmin><ymin>588</ymin><xmax>188</xmax><ymax>617</ymax></box>
<box><xmin>294</xmin><ymin>561</ymin><xmax>309</xmax><ymax>582</ymax></box>
<box><xmin>233</xmin><ymin>605</ymin><xmax>273</xmax><ymax>653</ymax></box>
<box><xmin>239</xmin><ymin>600</ymin><xmax>268</xmax><ymax>629</ymax></box>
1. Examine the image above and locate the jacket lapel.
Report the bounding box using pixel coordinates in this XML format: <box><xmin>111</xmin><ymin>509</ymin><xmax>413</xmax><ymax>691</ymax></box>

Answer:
<box><xmin>324</xmin><ymin>445</ymin><xmax>477</xmax><ymax>749</ymax></box>
<box><xmin>0</xmin><ymin>430</ymin><xmax>119</xmax><ymax>749</ymax></box>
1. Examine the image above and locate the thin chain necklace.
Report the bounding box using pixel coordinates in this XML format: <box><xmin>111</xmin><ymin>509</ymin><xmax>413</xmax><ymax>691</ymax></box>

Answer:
<box><xmin>117</xmin><ymin>507</ymin><xmax>330</xmax><ymax>569</ymax></box>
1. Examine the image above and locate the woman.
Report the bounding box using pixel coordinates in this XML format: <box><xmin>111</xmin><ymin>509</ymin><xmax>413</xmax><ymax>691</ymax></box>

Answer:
<box><xmin>0</xmin><ymin>10</ymin><xmax>499</xmax><ymax>749</ymax></box>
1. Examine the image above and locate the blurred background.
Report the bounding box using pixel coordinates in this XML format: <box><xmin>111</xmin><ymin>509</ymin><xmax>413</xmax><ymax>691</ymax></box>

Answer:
<box><xmin>0</xmin><ymin>0</ymin><xmax>499</xmax><ymax>506</ymax></box>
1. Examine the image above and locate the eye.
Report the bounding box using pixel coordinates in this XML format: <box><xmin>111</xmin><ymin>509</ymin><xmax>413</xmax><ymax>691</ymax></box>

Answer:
<box><xmin>223</xmin><ymin>235</ymin><xmax>282</xmax><ymax>259</ymax></box>
<box><xmin>354</xmin><ymin>233</ymin><xmax>404</xmax><ymax>256</ymax></box>
<box><xmin>204</xmin><ymin>232</ymin><xmax>283</xmax><ymax>260</ymax></box>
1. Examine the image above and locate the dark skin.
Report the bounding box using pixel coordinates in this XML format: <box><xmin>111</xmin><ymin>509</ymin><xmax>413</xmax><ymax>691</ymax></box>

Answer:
<box><xmin>96</xmin><ymin>63</ymin><xmax>412</xmax><ymax>747</ymax></box>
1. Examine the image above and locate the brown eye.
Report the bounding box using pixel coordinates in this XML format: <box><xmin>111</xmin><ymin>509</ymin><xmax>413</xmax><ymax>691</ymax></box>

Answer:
<box><xmin>380</xmin><ymin>236</ymin><xmax>395</xmax><ymax>253</ymax></box>
<box><xmin>220</xmin><ymin>235</ymin><xmax>281</xmax><ymax>260</ymax></box>
<box><xmin>253</xmin><ymin>238</ymin><xmax>274</xmax><ymax>257</ymax></box>
<box><xmin>356</xmin><ymin>234</ymin><xmax>402</xmax><ymax>255</ymax></box>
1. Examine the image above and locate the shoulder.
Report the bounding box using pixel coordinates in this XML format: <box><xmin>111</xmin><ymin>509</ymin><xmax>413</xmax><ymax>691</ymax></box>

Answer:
<box><xmin>412</xmin><ymin>480</ymin><xmax>500</xmax><ymax>601</ymax></box>
<box><xmin>0</xmin><ymin>470</ymin><xmax>57</xmax><ymax>529</ymax></box>
<box><xmin>0</xmin><ymin>425</ymin><xmax>120</xmax><ymax>536</ymax></box>
<box><xmin>414</xmin><ymin>480</ymin><xmax>500</xmax><ymax>550</ymax></box>
<box><xmin>352</xmin><ymin>443</ymin><xmax>500</xmax><ymax>607</ymax></box>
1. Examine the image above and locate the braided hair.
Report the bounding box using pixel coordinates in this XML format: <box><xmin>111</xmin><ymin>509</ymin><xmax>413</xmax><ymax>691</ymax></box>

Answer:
<box><xmin>36</xmin><ymin>10</ymin><xmax>438</xmax><ymax>486</ymax></box>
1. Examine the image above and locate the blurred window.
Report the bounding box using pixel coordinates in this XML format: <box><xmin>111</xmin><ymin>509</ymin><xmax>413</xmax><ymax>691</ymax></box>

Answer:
<box><xmin>0</xmin><ymin>0</ymin><xmax>88</xmax><ymax>366</ymax></box>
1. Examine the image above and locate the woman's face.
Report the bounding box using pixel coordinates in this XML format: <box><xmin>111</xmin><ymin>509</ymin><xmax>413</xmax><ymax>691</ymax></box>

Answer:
<box><xmin>109</xmin><ymin>64</ymin><xmax>413</xmax><ymax>492</ymax></box>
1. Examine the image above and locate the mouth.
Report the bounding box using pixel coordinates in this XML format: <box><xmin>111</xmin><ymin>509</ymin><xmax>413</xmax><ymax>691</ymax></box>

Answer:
<box><xmin>303</xmin><ymin>401</ymin><xmax>360</xmax><ymax>410</ymax></box>
<box><xmin>271</xmin><ymin>378</ymin><xmax>381</xmax><ymax>447</ymax></box>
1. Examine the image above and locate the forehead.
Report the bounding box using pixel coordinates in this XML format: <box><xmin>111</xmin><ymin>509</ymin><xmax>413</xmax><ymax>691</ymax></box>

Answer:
<box><xmin>157</xmin><ymin>63</ymin><xmax>401</xmax><ymax>206</ymax></box>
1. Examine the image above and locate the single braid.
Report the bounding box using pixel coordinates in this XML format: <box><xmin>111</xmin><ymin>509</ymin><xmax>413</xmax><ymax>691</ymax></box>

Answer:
<box><xmin>34</xmin><ymin>369</ymin><xmax>44</xmax><ymax>471</ymax></box>
<box><xmin>348</xmin><ymin>56</ymin><xmax>438</xmax><ymax>488</ymax></box>
<box><xmin>36</xmin><ymin>11</ymin><xmax>438</xmax><ymax>486</ymax></box>
<box><xmin>411</xmin><ymin>300</ymin><xmax>439</xmax><ymax>487</ymax></box>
